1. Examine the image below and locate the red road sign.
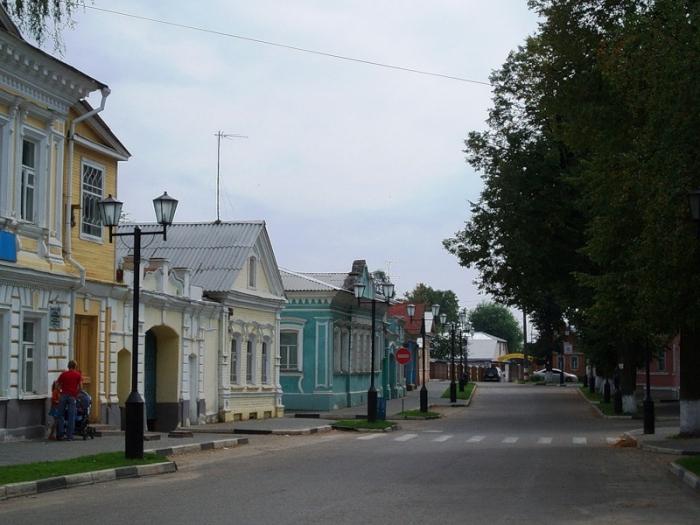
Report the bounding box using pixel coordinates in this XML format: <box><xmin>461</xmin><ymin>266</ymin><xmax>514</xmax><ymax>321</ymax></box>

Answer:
<box><xmin>396</xmin><ymin>347</ymin><xmax>411</xmax><ymax>365</ymax></box>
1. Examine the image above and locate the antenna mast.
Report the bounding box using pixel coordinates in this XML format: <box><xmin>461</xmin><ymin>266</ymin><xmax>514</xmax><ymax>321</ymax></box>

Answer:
<box><xmin>214</xmin><ymin>130</ymin><xmax>248</xmax><ymax>223</ymax></box>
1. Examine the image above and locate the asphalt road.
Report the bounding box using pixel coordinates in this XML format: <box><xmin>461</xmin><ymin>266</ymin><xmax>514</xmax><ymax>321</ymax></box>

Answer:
<box><xmin>2</xmin><ymin>383</ymin><xmax>699</xmax><ymax>524</ymax></box>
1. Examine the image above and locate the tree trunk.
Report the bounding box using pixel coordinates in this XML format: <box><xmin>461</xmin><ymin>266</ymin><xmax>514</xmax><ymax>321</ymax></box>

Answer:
<box><xmin>680</xmin><ymin>327</ymin><xmax>700</xmax><ymax>437</ymax></box>
<box><xmin>621</xmin><ymin>345</ymin><xmax>638</xmax><ymax>415</ymax></box>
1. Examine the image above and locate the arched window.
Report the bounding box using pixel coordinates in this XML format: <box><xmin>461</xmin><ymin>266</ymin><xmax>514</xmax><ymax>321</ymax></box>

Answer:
<box><xmin>246</xmin><ymin>339</ymin><xmax>254</xmax><ymax>383</ymax></box>
<box><xmin>261</xmin><ymin>341</ymin><xmax>268</xmax><ymax>383</ymax></box>
<box><xmin>248</xmin><ymin>256</ymin><xmax>257</xmax><ymax>288</ymax></box>
<box><xmin>230</xmin><ymin>338</ymin><xmax>239</xmax><ymax>384</ymax></box>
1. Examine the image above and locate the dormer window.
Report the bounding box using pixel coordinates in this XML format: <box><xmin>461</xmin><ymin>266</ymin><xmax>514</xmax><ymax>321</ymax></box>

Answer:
<box><xmin>248</xmin><ymin>256</ymin><xmax>257</xmax><ymax>288</ymax></box>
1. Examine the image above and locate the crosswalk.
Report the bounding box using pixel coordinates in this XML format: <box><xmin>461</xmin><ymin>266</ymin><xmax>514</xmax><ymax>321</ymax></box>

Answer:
<box><xmin>353</xmin><ymin>431</ymin><xmax>621</xmax><ymax>448</ymax></box>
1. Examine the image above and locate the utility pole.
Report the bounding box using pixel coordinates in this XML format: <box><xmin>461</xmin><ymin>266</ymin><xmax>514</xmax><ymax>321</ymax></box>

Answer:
<box><xmin>214</xmin><ymin>130</ymin><xmax>247</xmax><ymax>223</ymax></box>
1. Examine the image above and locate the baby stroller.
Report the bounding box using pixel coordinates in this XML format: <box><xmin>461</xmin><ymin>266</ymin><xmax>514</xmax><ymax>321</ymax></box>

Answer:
<box><xmin>74</xmin><ymin>390</ymin><xmax>96</xmax><ymax>440</ymax></box>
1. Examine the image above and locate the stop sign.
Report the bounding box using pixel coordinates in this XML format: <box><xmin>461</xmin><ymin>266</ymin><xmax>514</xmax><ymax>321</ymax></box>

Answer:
<box><xmin>396</xmin><ymin>347</ymin><xmax>411</xmax><ymax>365</ymax></box>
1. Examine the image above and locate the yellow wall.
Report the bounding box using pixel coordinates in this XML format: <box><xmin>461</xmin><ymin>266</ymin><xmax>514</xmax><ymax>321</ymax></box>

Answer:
<box><xmin>69</xmin><ymin>127</ymin><xmax>119</xmax><ymax>283</ymax></box>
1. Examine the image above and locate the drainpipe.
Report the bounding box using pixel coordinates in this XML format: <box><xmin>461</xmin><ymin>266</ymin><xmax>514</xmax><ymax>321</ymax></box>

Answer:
<box><xmin>63</xmin><ymin>87</ymin><xmax>111</xmax><ymax>356</ymax></box>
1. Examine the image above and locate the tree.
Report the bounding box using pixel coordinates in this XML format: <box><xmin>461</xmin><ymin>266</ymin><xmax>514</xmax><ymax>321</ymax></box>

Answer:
<box><xmin>2</xmin><ymin>0</ymin><xmax>85</xmax><ymax>50</ymax></box>
<box><xmin>469</xmin><ymin>302</ymin><xmax>523</xmax><ymax>353</ymax></box>
<box><xmin>404</xmin><ymin>283</ymin><xmax>460</xmax><ymax>323</ymax></box>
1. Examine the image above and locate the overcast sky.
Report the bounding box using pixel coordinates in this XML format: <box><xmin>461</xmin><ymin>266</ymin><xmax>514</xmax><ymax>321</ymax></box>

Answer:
<box><xmin>56</xmin><ymin>1</ymin><xmax>539</xmax><ymax>311</ymax></box>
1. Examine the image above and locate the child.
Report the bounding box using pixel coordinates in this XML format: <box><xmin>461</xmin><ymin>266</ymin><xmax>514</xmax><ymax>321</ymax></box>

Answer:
<box><xmin>48</xmin><ymin>380</ymin><xmax>61</xmax><ymax>440</ymax></box>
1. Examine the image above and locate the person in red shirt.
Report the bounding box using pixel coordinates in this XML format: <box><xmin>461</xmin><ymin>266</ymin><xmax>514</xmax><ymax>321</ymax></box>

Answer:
<box><xmin>56</xmin><ymin>360</ymin><xmax>82</xmax><ymax>440</ymax></box>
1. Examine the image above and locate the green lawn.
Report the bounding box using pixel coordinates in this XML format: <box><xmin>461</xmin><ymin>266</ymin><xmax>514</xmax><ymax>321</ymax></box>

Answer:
<box><xmin>0</xmin><ymin>452</ymin><xmax>164</xmax><ymax>485</ymax></box>
<box><xmin>578</xmin><ymin>387</ymin><xmax>618</xmax><ymax>416</ymax></box>
<box><xmin>395</xmin><ymin>409</ymin><xmax>440</xmax><ymax>419</ymax></box>
<box><xmin>332</xmin><ymin>419</ymin><xmax>394</xmax><ymax>430</ymax></box>
<box><xmin>441</xmin><ymin>382</ymin><xmax>475</xmax><ymax>401</ymax></box>
<box><xmin>677</xmin><ymin>456</ymin><xmax>700</xmax><ymax>476</ymax></box>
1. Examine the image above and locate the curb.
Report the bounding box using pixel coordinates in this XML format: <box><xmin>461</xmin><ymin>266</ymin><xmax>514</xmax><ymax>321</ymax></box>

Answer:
<box><xmin>231</xmin><ymin>426</ymin><xmax>332</xmax><ymax>436</ymax></box>
<box><xmin>466</xmin><ymin>383</ymin><xmax>477</xmax><ymax>407</ymax></box>
<box><xmin>0</xmin><ymin>461</ymin><xmax>177</xmax><ymax>502</ymax></box>
<box><xmin>332</xmin><ymin>424</ymin><xmax>399</xmax><ymax>433</ymax></box>
<box><xmin>147</xmin><ymin>437</ymin><xmax>249</xmax><ymax>456</ymax></box>
<box><xmin>623</xmin><ymin>432</ymin><xmax>700</xmax><ymax>456</ymax></box>
<box><xmin>669</xmin><ymin>462</ymin><xmax>700</xmax><ymax>492</ymax></box>
<box><xmin>576</xmin><ymin>388</ymin><xmax>633</xmax><ymax>420</ymax></box>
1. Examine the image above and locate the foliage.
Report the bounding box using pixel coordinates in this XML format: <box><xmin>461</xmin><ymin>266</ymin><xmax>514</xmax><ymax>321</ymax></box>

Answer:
<box><xmin>440</xmin><ymin>382</ymin><xmax>475</xmax><ymax>400</ymax></box>
<box><xmin>403</xmin><ymin>283</ymin><xmax>460</xmax><ymax>323</ymax></box>
<box><xmin>676</xmin><ymin>457</ymin><xmax>700</xmax><ymax>477</ymax></box>
<box><xmin>1</xmin><ymin>0</ymin><xmax>87</xmax><ymax>51</ymax></box>
<box><xmin>396</xmin><ymin>409</ymin><xmax>440</xmax><ymax>419</ymax></box>
<box><xmin>331</xmin><ymin>419</ymin><xmax>393</xmax><ymax>430</ymax></box>
<box><xmin>469</xmin><ymin>302</ymin><xmax>523</xmax><ymax>352</ymax></box>
<box><xmin>0</xmin><ymin>451</ymin><xmax>163</xmax><ymax>485</ymax></box>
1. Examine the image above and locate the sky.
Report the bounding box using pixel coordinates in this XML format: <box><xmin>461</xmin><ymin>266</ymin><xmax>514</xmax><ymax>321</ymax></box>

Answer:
<box><xmin>52</xmin><ymin>0</ymin><xmax>539</xmax><ymax>313</ymax></box>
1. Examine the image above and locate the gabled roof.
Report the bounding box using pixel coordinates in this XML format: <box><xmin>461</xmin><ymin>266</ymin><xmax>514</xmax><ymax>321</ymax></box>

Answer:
<box><xmin>280</xmin><ymin>269</ymin><xmax>350</xmax><ymax>293</ymax></box>
<box><xmin>116</xmin><ymin>221</ymin><xmax>283</xmax><ymax>295</ymax></box>
<box><xmin>74</xmin><ymin>100</ymin><xmax>130</xmax><ymax>159</ymax></box>
<box><xmin>299</xmin><ymin>272</ymin><xmax>350</xmax><ymax>290</ymax></box>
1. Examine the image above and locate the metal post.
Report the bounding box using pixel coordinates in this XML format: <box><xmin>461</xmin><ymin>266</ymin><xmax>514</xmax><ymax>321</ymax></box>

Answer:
<box><xmin>367</xmin><ymin>299</ymin><xmax>378</xmax><ymax>422</ymax></box>
<box><xmin>125</xmin><ymin>226</ymin><xmax>144</xmax><ymax>459</ymax></box>
<box><xmin>522</xmin><ymin>309</ymin><xmax>529</xmax><ymax>380</ymax></box>
<box><xmin>603</xmin><ymin>378</ymin><xmax>611</xmax><ymax>403</ymax></box>
<box><xmin>644</xmin><ymin>348</ymin><xmax>655</xmax><ymax>434</ymax></box>
<box><xmin>613</xmin><ymin>368</ymin><xmax>623</xmax><ymax>414</ymax></box>
<box><xmin>419</xmin><ymin>316</ymin><xmax>428</xmax><ymax>412</ymax></box>
<box><xmin>459</xmin><ymin>328</ymin><xmax>465</xmax><ymax>392</ymax></box>
<box><xmin>449</xmin><ymin>326</ymin><xmax>457</xmax><ymax>403</ymax></box>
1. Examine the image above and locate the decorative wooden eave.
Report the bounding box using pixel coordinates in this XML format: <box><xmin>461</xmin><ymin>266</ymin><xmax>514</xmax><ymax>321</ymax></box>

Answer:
<box><xmin>0</xmin><ymin>30</ymin><xmax>105</xmax><ymax>115</ymax></box>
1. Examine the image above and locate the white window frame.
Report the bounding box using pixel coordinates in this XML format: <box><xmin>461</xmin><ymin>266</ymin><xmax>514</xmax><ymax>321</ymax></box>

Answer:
<box><xmin>80</xmin><ymin>159</ymin><xmax>105</xmax><ymax>241</ymax></box>
<box><xmin>229</xmin><ymin>336</ymin><xmax>240</xmax><ymax>385</ymax></box>
<box><xmin>571</xmin><ymin>356</ymin><xmax>579</xmax><ymax>371</ymax></box>
<box><xmin>280</xmin><ymin>330</ymin><xmax>301</xmax><ymax>371</ymax></box>
<box><xmin>17</xmin><ymin>126</ymin><xmax>49</xmax><ymax>228</ymax></box>
<box><xmin>261</xmin><ymin>340</ymin><xmax>269</xmax><ymax>383</ymax></box>
<box><xmin>19</xmin><ymin>313</ymin><xmax>47</xmax><ymax>396</ymax></box>
<box><xmin>246</xmin><ymin>338</ymin><xmax>255</xmax><ymax>384</ymax></box>
<box><xmin>20</xmin><ymin>138</ymin><xmax>37</xmax><ymax>223</ymax></box>
<box><xmin>0</xmin><ymin>308</ymin><xmax>9</xmax><ymax>397</ymax></box>
<box><xmin>0</xmin><ymin>114</ymin><xmax>11</xmax><ymax>219</ymax></box>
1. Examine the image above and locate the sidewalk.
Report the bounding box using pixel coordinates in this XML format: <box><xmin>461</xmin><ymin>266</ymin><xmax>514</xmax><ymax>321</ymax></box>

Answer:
<box><xmin>625</xmin><ymin>427</ymin><xmax>700</xmax><ymax>455</ymax></box>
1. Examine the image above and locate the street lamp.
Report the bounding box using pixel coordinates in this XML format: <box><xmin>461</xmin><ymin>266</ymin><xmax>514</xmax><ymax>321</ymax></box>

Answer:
<box><xmin>354</xmin><ymin>280</ymin><xmax>395</xmax><ymax>422</ymax></box>
<box><xmin>98</xmin><ymin>191</ymin><xmax>178</xmax><ymax>459</ymax></box>
<box><xmin>445</xmin><ymin>319</ymin><xmax>458</xmax><ymax>403</ymax></box>
<box><xmin>407</xmin><ymin>302</ymin><xmax>441</xmax><ymax>412</ymax></box>
<box><xmin>458</xmin><ymin>310</ymin><xmax>468</xmax><ymax>391</ymax></box>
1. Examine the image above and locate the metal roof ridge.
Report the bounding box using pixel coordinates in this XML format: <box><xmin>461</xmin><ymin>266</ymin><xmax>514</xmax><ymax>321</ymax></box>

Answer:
<box><xmin>279</xmin><ymin>268</ymin><xmax>349</xmax><ymax>292</ymax></box>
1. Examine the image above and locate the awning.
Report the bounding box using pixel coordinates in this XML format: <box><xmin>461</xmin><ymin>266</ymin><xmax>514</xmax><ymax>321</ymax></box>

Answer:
<box><xmin>496</xmin><ymin>352</ymin><xmax>525</xmax><ymax>362</ymax></box>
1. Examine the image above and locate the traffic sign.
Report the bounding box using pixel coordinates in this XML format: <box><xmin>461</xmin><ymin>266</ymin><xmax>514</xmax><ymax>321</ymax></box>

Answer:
<box><xmin>396</xmin><ymin>347</ymin><xmax>411</xmax><ymax>365</ymax></box>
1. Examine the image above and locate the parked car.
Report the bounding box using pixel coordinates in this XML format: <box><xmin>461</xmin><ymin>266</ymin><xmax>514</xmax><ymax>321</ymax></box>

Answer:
<box><xmin>483</xmin><ymin>367</ymin><xmax>502</xmax><ymax>382</ymax></box>
<box><xmin>532</xmin><ymin>368</ymin><xmax>578</xmax><ymax>382</ymax></box>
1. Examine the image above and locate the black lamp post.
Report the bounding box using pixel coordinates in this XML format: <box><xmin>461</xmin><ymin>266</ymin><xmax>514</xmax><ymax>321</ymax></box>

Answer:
<box><xmin>446</xmin><ymin>319</ymin><xmax>458</xmax><ymax>403</ymax></box>
<box><xmin>407</xmin><ymin>302</ymin><xmax>440</xmax><ymax>413</ymax></box>
<box><xmin>458</xmin><ymin>311</ymin><xmax>469</xmax><ymax>391</ymax></box>
<box><xmin>98</xmin><ymin>191</ymin><xmax>178</xmax><ymax>459</ymax></box>
<box><xmin>643</xmin><ymin>343</ymin><xmax>655</xmax><ymax>434</ymax></box>
<box><xmin>354</xmin><ymin>280</ymin><xmax>395</xmax><ymax>422</ymax></box>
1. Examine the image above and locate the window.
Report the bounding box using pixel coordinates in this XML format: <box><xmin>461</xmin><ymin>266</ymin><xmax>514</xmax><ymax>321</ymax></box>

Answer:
<box><xmin>81</xmin><ymin>162</ymin><xmax>104</xmax><ymax>238</ymax></box>
<box><xmin>20</xmin><ymin>140</ymin><xmax>36</xmax><ymax>222</ymax></box>
<box><xmin>571</xmin><ymin>356</ymin><xmax>579</xmax><ymax>370</ymax></box>
<box><xmin>280</xmin><ymin>331</ymin><xmax>298</xmax><ymax>370</ymax></box>
<box><xmin>21</xmin><ymin>320</ymin><xmax>36</xmax><ymax>393</ymax></box>
<box><xmin>248</xmin><ymin>256</ymin><xmax>257</xmax><ymax>287</ymax></box>
<box><xmin>230</xmin><ymin>338</ymin><xmax>238</xmax><ymax>384</ymax></box>
<box><xmin>658</xmin><ymin>350</ymin><xmax>666</xmax><ymax>372</ymax></box>
<box><xmin>246</xmin><ymin>340</ymin><xmax>254</xmax><ymax>382</ymax></box>
<box><xmin>261</xmin><ymin>342</ymin><xmax>268</xmax><ymax>383</ymax></box>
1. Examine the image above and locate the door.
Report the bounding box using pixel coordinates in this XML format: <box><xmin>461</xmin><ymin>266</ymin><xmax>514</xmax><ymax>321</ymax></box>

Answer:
<box><xmin>74</xmin><ymin>315</ymin><xmax>99</xmax><ymax>422</ymax></box>
<box><xmin>144</xmin><ymin>330</ymin><xmax>157</xmax><ymax>429</ymax></box>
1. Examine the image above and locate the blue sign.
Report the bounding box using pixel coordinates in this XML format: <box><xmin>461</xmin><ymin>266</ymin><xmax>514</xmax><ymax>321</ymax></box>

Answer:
<box><xmin>0</xmin><ymin>231</ymin><xmax>17</xmax><ymax>262</ymax></box>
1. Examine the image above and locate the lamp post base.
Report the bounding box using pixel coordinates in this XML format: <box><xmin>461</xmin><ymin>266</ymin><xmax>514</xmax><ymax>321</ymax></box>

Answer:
<box><xmin>450</xmin><ymin>382</ymin><xmax>457</xmax><ymax>404</ymax></box>
<box><xmin>603</xmin><ymin>380</ymin><xmax>611</xmax><ymax>403</ymax></box>
<box><xmin>420</xmin><ymin>385</ymin><xmax>428</xmax><ymax>412</ymax></box>
<box><xmin>613</xmin><ymin>389</ymin><xmax>623</xmax><ymax>414</ymax></box>
<box><xmin>367</xmin><ymin>388</ymin><xmax>378</xmax><ymax>423</ymax></box>
<box><xmin>643</xmin><ymin>399</ymin><xmax>655</xmax><ymax>434</ymax></box>
<box><xmin>125</xmin><ymin>391</ymin><xmax>145</xmax><ymax>459</ymax></box>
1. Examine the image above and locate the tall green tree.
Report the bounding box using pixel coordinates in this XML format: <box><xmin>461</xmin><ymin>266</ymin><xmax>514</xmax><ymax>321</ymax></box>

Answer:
<box><xmin>469</xmin><ymin>302</ymin><xmax>523</xmax><ymax>353</ymax></box>
<box><xmin>404</xmin><ymin>283</ymin><xmax>459</xmax><ymax>323</ymax></box>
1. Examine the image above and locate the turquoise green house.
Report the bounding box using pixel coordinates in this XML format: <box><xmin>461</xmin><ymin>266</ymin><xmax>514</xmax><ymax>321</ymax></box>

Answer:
<box><xmin>279</xmin><ymin>260</ymin><xmax>406</xmax><ymax>411</ymax></box>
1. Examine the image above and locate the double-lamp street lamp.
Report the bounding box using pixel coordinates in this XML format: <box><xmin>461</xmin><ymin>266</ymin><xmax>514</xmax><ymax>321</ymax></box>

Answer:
<box><xmin>459</xmin><ymin>314</ymin><xmax>472</xmax><ymax>392</ymax></box>
<box><xmin>354</xmin><ymin>280</ymin><xmax>395</xmax><ymax>423</ymax></box>
<box><xmin>406</xmin><ymin>303</ymin><xmax>441</xmax><ymax>413</ymax></box>
<box><xmin>98</xmin><ymin>191</ymin><xmax>178</xmax><ymax>459</ymax></box>
<box><xmin>441</xmin><ymin>310</ymin><xmax>468</xmax><ymax>403</ymax></box>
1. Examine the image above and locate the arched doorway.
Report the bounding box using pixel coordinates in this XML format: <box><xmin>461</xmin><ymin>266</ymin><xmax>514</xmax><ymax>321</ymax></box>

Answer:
<box><xmin>144</xmin><ymin>325</ymin><xmax>179</xmax><ymax>432</ymax></box>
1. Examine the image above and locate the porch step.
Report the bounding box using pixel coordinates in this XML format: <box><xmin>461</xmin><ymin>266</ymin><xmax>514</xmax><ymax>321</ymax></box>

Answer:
<box><xmin>144</xmin><ymin>433</ymin><xmax>161</xmax><ymax>441</ymax></box>
<box><xmin>168</xmin><ymin>430</ymin><xmax>194</xmax><ymax>438</ymax></box>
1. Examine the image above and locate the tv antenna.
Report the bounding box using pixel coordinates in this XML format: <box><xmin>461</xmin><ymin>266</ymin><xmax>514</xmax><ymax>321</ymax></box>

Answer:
<box><xmin>214</xmin><ymin>130</ymin><xmax>248</xmax><ymax>223</ymax></box>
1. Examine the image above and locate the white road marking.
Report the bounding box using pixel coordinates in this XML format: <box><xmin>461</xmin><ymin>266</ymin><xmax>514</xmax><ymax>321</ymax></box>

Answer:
<box><xmin>573</xmin><ymin>437</ymin><xmax>587</xmax><ymax>445</ymax></box>
<box><xmin>433</xmin><ymin>434</ymin><xmax>454</xmax><ymax>443</ymax></box>
<box><xmin>467</xmin><ymin>435</ymin><xmax>485</xmax><ymax>443</ymax></box>
<box><xmin>502</xmin><ymin>437</ymin><xmax>519</xmax><ymax>444</ymax></box>
<box><xmin>395</xmin><ymin>434</ymin><xmax>418</xmax><ymax>442</ymax></box>
<box><xmin>537</xmin><ymin>437</ymin><xmax>553</xmax><ymax>444</ymax></box>
<box><xmin>357</xmin><ymin>433</ymin><xmax>386</xmax><ymax>440</ymax></box>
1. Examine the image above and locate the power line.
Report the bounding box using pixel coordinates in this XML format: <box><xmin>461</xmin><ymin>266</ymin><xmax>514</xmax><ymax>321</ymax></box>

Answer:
<box><xmin>82</xmin><ymin>4</ymin><xmax>492</xmax><ymax>86</ymax></box>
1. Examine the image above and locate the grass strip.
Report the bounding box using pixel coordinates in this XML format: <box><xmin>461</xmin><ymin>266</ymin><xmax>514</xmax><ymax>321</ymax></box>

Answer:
<box><xmin>396</xmin><ymin>409</ymin><xmax>440</xmax><ymax>419</ymax></box>
<box><xmin>0</xmin><ymin>451</ymin><xmax>163</xmax><ymax>485</ymax></box>
<box><xmin>677</xmin><ymin>456</ymin><xmax>700</xmax><ymax>476</ymax></box>
<box><xmin>332</xmin><ymin>419</ymin><xmax>394</xmax><ymax>430</ymax></box>
<box><xmin>579</xmin><ymin>386</ymin><xmax>618</xmax><ymax>416</ymax></box>
<box><xmin>441</xmin><ymin>382</ymin><xmax>475</xmax><ymax>400</ymax></box>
